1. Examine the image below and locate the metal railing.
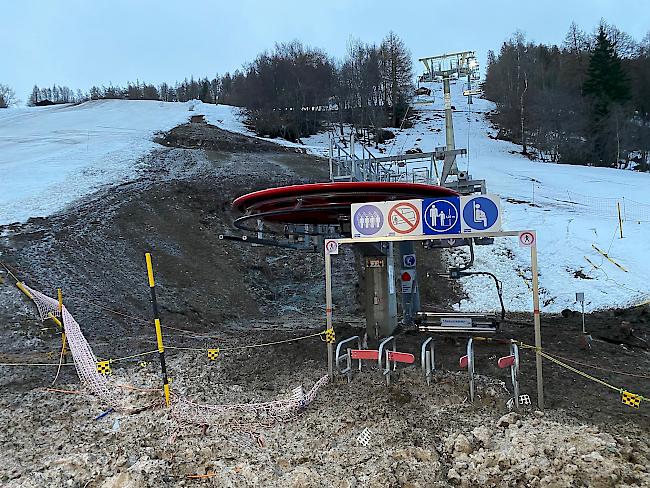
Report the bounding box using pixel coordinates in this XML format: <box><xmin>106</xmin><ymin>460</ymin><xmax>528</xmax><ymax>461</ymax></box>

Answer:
<box><xmin>328</xmin><ymin>130</ymin><xmax>441</xmax><ymax>185</ymax></box>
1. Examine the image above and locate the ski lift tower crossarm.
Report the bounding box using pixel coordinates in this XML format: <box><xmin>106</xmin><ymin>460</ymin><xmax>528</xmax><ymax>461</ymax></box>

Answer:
<box><xmin>324</xmin><ymin>229</ymin><xmax>545</xmax><ymax>410</ymax></box>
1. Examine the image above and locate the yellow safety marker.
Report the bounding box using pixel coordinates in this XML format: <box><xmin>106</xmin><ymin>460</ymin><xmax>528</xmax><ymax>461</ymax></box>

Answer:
<box><xmin>584</xmin><ymin>256</ymin><xmax>599</xmax><ymax>270</ymax></box>
<box><xmin>47</xmin><ymin>312</ymin><xmax>62</xmax><ymax>327</ymax></box>
<box><xmin>324</xmin><ymin>328</ymin><xmax>336</xmax><ymax>344</ymax></box>
<box><xmin>145</xmin><ymin>253</ymin><xmax>171</xmax><ymax>407</ymax></box>
<box><xmin>96</xmin><ymin>360</ymin><xmax>112</xmax><ymax>376</ymax></box>
<box><xmin>58</xmin><ymin>288</ymin><xmax>68</xmax><ymax>365</ymax></box>
<box><xmin>592</xmin><ymin>245</ymin><xmax>628</xmax><ymax>273</ymax></box>
<box><xmin>16</xmin><ymin>281</ymin><xmax>33</xmax><ymax>299</ymax></box>
<box><xmin>622</xmin><ymin>391</ymin><xmax>641</xmax><ymax>409</ymax></box>
<box><xmin>207</xmin><ymin>348</ymin><xmax>220</xmax><ymax>361</ymax></box>
<box><xmin>617</xmin><ymin>202</ymin><xmax>623</xmax><ymax>239</ymax></box>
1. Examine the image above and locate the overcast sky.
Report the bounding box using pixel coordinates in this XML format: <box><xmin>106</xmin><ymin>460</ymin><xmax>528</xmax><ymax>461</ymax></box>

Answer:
<box><xmin>2</xmin><ymin>0</ymin><xmax>649</xmax><ymax>103</ymax></box>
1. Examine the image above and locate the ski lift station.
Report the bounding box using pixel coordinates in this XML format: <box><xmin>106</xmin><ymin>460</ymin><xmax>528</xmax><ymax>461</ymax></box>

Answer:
<box><xmin>226</xmin><ymin>51</ymin><xmax>546</xmax><ymax>408</ymax></box>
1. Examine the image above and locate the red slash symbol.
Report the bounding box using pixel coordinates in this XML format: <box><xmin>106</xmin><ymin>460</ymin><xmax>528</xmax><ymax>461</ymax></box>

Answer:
<box><xmin>388</xmin><ymin>202</ymin><xmax>420</xmax><ymax>234</ymax></box>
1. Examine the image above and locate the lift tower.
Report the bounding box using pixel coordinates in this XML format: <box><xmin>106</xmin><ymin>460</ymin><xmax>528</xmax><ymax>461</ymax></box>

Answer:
<box><xmin>418</xmin><ymin>51</ymin><xmax>479</xmax><ymax>185</ymax></box>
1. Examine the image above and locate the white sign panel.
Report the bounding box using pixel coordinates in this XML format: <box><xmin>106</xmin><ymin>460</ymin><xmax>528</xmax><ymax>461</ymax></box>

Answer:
<box><xmin>324</xmin><ymin>239</ymin><xmax>339</xmax><ymax>255</ymax></box>
<box><xmin>400</xmin><ymin>270</ymin><xmax>416</xmax><ymax>294</ymax></box>
<box><xmin>386</xmin><ymin>200</ymin><xmax>423</xmax><ymax>237</ymax></box>
<box><xmin>463</xmin><ymin>88</ymin><xmax>482</xmax><ymax>96</ymax></box>
<box><xmin>351</xmin><ymin>201</ymin><xmax>389</xmax><ymax>238</ymax></box>
<box><xmin>518</xmin><ymin>230</ymin><xmax>536</xmax><ymax>247</ymax></box>
<box><xmin>351</xmin><ymin>199</ymin><xmax>423</xmax><ymax>239</ymax></box>
<box><xmin>441</xmin><ymin>317</ymin><xmax>473</xmax><ymax>328</ymax></box>
<box><xmin>351</xmin><ymin>195</ymin><xmax>503</xmax><ymax>239</ymax></box>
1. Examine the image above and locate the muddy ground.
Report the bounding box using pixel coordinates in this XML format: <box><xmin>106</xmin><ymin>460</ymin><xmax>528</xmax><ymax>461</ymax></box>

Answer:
<box><xmin>0</xmin><ymin>120</ymin><xmax>648</xmax><ymax>487</ymax></box>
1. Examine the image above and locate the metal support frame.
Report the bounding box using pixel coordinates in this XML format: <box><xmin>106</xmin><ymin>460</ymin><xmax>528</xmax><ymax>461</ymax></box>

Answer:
<box><xmin>419</xmin><ymin>51</ymin><xmax>479</xmax><ymax>186</ymax></box>
<box><xmin>399</xmin><ymin>240</ymin><xmax>420</xmax><ymax>326</ymax></box>
<box><xmin>421</xmin><ymin>337</ymin><xmax>435</xmax><ymax>386</ymax></box>
<box><xmin>510</xmin><ymin>342</ymin><xmax>520</xmax><ymax>408</ymax></box>
<box><xmin>328</xmin><ymin>132</ymin><xmax>468</xmax><ymax>186</ymax></box>
<box><xmin>466</xmin><ymin>337</ymin><xmax>475</xmax><ymax>402</ymax></box>
<box><xmin>335</xmin><ymin>335</ymin><xmax>361</xmax><ymax>383</ymax></box>
<box><xmin>378</xmin><ymin>336</ymin><xmax>396</xmax><ymax>386</ymax></box>
<box><xmin>324</xmin><ymin>229</ymin><xmax>544</xmax><ymax>409</ymax></box>
<box><xmin>498</xmin><ymin>342</ymin><xmax>521</xmax><ymax>408</ymax></box>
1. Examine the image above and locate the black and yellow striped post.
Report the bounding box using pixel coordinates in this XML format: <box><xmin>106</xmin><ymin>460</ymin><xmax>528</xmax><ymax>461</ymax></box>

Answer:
<box><xmin>145</xmin><ymin>253</ymin><xmax>171</xmax><ymax>407</ymax></box>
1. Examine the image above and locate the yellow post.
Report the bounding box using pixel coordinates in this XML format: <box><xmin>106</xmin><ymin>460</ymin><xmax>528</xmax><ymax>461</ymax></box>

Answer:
<box><xmin>58</xmin><ymin>288</ymin><xmax>67</xmax><ymax>364</ymax></box>
<box><xmin>16</xmin><ymin>281</ymin><xmax>33</xmax><ymax>299</ymax></box>
<box><xmin>617</xmin><ymin>202</ymin><xmax>623</xmax><ymax>239</ymax></box>
<box><xmin>145</xmin><ymin>253</ymin><xmax>171</xmax><ymax>407</ymax></box>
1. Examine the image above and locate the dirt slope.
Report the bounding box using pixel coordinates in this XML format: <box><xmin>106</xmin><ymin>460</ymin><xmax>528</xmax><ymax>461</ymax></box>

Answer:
<box><xmin>0</xmin><ymin>121</ymin><xmax>648</xmax><ymax>487</ymax></box>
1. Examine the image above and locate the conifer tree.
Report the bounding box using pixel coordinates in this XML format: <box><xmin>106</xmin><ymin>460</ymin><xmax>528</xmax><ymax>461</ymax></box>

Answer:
<box><xmin>583</xmin><ymin>25</ymin><xmax>630</xmax><ymax>164</ymax></box>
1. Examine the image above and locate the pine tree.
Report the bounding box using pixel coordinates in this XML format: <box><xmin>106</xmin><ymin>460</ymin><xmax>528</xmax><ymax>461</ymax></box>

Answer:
<box><xmin>28</xmin><ymin>85</ymin><xmax>40</xmax><ymax>106</ymax></box>
<box><xmin>584</xmin><ymin>27</ymin><xmax>630</xmax><ymax>111</ymax></box>
<box><xmin>583</xmin><ymin>26</ymin><xmax>631</xmax><ymax>164</ymax></box>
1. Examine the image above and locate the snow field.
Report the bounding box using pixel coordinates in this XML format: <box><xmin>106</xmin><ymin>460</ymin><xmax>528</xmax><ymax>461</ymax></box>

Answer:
<box><xmin>2</xmin><ymin>85</ymin><xmax>648</xmax><ymax>312</ymax></box>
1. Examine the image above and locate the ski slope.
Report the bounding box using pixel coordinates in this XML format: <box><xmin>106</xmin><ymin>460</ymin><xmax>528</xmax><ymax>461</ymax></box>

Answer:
<box><xmin>1</xmin><ymin>89</ymin><xmax>648</xmax><ymax>313</ymax></box>
<box><xmin>298</xmin><ymin>82</ymin><xmax>650</xmax><ymax>313</ymax></box>
<box><xmin>0</xmin><ymin>99</ymin><xmax>250</xmax><ymax>225</ymax></box>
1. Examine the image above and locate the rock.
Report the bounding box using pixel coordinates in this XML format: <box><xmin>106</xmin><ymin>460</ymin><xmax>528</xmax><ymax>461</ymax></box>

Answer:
<box><xmin>413</xmin><ymin>447</ymin><xmax>437</xmax><ymax>462</ymax></box>
<box><xmin>99</xmin><ymin>472</ymin><xmax>131</xmax><ymax>488</ymax></box>
<box><xmin>454</xmin><ymin>434</ymin><xmax>474</xmax><ymax>454</ymax></box>
<box><xmin>471</xmin><ymin>426</ymin><xmax>492</xmax><ymax>446</ymax></box>
<box><xmin>581</xmin><ymin>452</ymin><xmax>605</xmax><ymax>463</ymax></box>
<box><xmin>485</xmin><ymin>387</ymin><xmax>499</xmax><ymax>397</ymax></box>
<box><xmin>497</xmin><ymin>412</ymin><xmax>519</xmax><ymax>428</ymax></box>
<box><xmin>564</xmin><ymin>464</ymin><xmax>579</xmax><ymax>475</ymax></box>
<box><xmin>283</xmin><ymin>466</ymin><xmax>321</xmax><ymax>487</ymax></box>
<box><xmin>447</xmin><ymin>468</ymin><xmax>461</xmax><ymax>481</ymax></box>
<box><xmin>526</xmin><ymin>465</ymin><xmax>541</xmax><ymax>478</ymax></box>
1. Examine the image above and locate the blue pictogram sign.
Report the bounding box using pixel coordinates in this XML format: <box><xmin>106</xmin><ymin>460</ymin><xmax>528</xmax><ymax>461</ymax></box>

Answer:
<box><xmin>403</xmin><ymin>254</ymin><xmax>416</xmax><ymax>267</ymax></box>
<box><xmin>462</xmin><ymin>196</ymin><xmax>499</xmax><ymax>231</ymax></box>
<box><xmin>353</xmin><ymin>204</ymin><xmax>384</xmax><ymax>236</ymax></box>
<box><xmin>422</xmin><ymin>197</ymin><xmax>461</xmax><ymax>235</ymax></box>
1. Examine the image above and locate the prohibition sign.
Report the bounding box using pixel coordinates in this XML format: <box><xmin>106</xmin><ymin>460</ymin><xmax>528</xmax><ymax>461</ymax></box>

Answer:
<box><xmin>325</xmin><ymin>239</ymin><xmax>339</xmax><ymax>255</ymax></box>
<box><xmin>518</xmin><ymin>231</ymin><xmax>536</xmax><ymax>247</ymax></box>
<box><xmin>388</xmin><ymin>202</ymin><xmax>420</xmax><ymax>234</ymax></box>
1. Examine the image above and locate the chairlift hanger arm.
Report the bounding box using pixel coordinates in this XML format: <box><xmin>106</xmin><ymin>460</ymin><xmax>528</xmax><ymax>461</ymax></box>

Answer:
<box><xmin>459</xmin><ymin>240</ymin><xmax>475</xmax><ymax>271</ymax></box>
<box><xmin>450</xmin><ymin>269</ymin><xmax>505</xmax><ymax>321</ymax></box>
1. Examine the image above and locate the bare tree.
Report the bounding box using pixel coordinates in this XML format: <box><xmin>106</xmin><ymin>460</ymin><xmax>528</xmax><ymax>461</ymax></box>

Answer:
<box><xmin>380</xmin><ymin>31</ymin><xmax>413</xmax><ymax>127</ymax></box>
<box><xmin>0</xmin><ymin>84</ymin><xmax>16</xmax><ymax>108</ymax></box>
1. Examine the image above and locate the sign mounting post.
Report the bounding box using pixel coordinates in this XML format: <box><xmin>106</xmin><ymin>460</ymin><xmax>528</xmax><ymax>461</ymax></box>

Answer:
<box><xmin>530</xmin><ymin>240</ymin><xmax>544</xmax><ymax>410</ymax></box>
